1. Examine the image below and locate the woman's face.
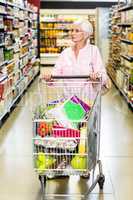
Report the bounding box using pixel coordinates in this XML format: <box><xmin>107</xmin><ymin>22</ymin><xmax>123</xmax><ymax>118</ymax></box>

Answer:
<box><xmin>69</xmin><ymin>24</ymin><xmax>86</xmax><ymax>43</ymax></box>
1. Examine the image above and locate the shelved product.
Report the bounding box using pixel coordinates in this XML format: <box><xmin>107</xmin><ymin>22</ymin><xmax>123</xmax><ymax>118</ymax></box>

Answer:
<box><xmin>107</xmin><ymin>3</ymin><xmax>133</xmax><ymax>108</ymax></box>
<box><xmin>0</xmin><ymin>0</ymin><xmax>40</xmax><ymax>124</ymax></box>
<box><xmin>40</xmin><ymin>9</ymin><xmax>97</xmax><ymax>65</ymax></box>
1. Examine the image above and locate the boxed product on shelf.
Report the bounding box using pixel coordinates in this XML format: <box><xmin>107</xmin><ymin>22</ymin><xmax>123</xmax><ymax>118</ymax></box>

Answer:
<box><xmin>12</xmin><ymin>0</ymin><xmax>25</xmax><ymax>7</ymax></box>
<box><xmin>12</xmin><ymin>86</ymin><xmax>19</xmax><ymax>100</ymax></box>
<box><xmin>5</xmin><ymin>34</ymin><xmax>14</xmax><ymax>47</ymax></box>
<box><xmin>0</xmin><ymin>33</ymin><xmax>5</xmax><ymax>44</ymax></box>
<box><xmin>127</xmin><ymin>31</ymin><xmax>133</xmax><ymax>41</ymax></box>
<box><xmin>19</xmin><ymin>21</ymin><xmax>28</xmax><ymax>36</ymax></box>
<box><xmin>33</xmin><ymin>65</ymin><xmax>39</xmax><ymax>75</ymax></box>
<box><xmin>127</xmin><ymin>45</ymin><xmax>133</xmax><ymax>56</ymax></box>
<box><xmin>7</xmin><ymin>5</ymin><xmax>14</xmax><ymax>16</ymax></box>
<box><xmin>0</xmin><ymin>16</ymin><xmax>4</xmax><ymax>29</ymax></box>
<box><xmin>0</xmin><ymin>48</ymin><xmax>4</xmax><ymax>64</ymax></box>
<box><xmin>13</xmin><ymin>18</ymin><xmax>19</xmax><ymax>28</ymax></box>
<box><xmin>29</xmin><ymin>48</ymin><xmax>37</xmax><ymax>58</ymax></box>
<box><xmin>17</xmin><ymin>78</ymin><xmax>25</xmax><ymax>93</ymax></box>
<box><xmin>20</xmin><ymin>46</ymin><xmax>28</xmax><ymax>55</ymax></box>
<box><xmin>4</xmin><ymin>18</ymin><xmax>13</xmax><ymax>32</ymax></box>
<box><xmin>4</xmin><ymin>49</ymin><xmax>14</xmax><ymax>61</ymax></box>
<box><xmin>13</xmin><ymin>7</ymin><xmax>19</xmax><ymax>18</ymax></box>
<box><xmin>127</xmin><ymin>10</ymin><xmax>133</xmax><ymax>22</ymax></box>
<box><xmin>124</xmin><ymin>59</ymin><xmax>133</xmax><ymax>68</ymax></box>
<box><xmin>0</xmin><ymin>75</ymin><xmax>8</xmax><ymax>100</ymax></box>
<box><xmin>116</xmin><ymin>70</ymin><xmax>124</xmax><ymax>89</ymax></box>
<box><xmin>0</xmin><ymin>5</ymin><xmax>6</xmax><ymax>14</ymax></box>
<box><xmin>24</xmin><ymin>69</ymin><xmax>34</xmax><ymax>87</ymax></box>
<box><xmin>0</xmin><ymin>100</ymin><xmax>5</xmax><ymax>117</ymax></box>
<box><xmin>20</xmin><ymin>34</ymin><xmax>29</xmax><ymax>45</ymax></box>
<box><xmin>14</xmin><ymin>52</ymin><xmax>19</xmax><ymax>61</ymax></box>
<box><xmin>12</xmin><ymin>70</ymin><xmax>21</xmax><ymax>85</ymax></box>
<box><xmin>7</xmin><ymin>62</ymin><xmax>15</xmax><ymax>75</ymax></box>
<box><xmin>121</xmin><ymin>43</ymin><xmax>128</xmax><ymax>55</ymax></box>
<box><xmin>19</xmin><ymin>55</ymin><xmax>29</xmax><ymax>69</ymax></box>
<box><xmin>123</xmin><ymin>76</ymin><xmax>129</xmax><ymax>94</ymax></box>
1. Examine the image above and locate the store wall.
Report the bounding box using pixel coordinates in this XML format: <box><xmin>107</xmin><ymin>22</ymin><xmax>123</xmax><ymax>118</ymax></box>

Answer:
<box><xmin>96</xmin><ymin>7</ymin><xmax>110</xmax><ymax>66</ymax></box>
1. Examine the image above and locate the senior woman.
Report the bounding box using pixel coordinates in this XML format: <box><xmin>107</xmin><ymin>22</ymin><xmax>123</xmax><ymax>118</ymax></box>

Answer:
<box><xmin>44</xmin><ymin>19</ymin><xmax>110</xmax><ymax>90</ymax></box>
<box><xmin>43</xmin><ymin>19</ymin><xmax>110</xmax><ymax>178</ymax></box>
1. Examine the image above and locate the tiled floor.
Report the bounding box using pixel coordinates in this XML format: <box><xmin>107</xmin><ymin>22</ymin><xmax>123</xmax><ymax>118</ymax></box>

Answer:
<box><xmin>0</xmin><ymin>69</ymin><xmax>133</xmax><ymax>200</ymax></box>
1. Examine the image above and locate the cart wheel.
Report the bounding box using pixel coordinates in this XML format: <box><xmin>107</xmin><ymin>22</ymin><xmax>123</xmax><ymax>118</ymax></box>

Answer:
<box><xmin>39</xmin><ymin>175</ymin><xmax>46</xmax><ymax>189</ymax></box>
<box><xmin>98</xmin><ymin>174</ymin><xmax>105</xmax><ymax>190</ymax></box>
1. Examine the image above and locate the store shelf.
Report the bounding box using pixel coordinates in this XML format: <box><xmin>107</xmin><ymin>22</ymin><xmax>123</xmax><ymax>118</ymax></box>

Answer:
<box><xmin>21</xmin><ymin>42</ymin><xmax>30</xmax><ymax>47</ymax></box>
<box><xmin>20</xmin><ymin>62</ymin><xmax>28</xmax><ymax>69</ymax></box>
<box><xmin>6</xmin><ymin>1</ymin><xmax>25</xmax><ymax>10</ymax></box>
<box><xmin>20</xmin><ymin>32</ymin><xmax>29</xmax><ymax>38</ymax></box>
<box><xmin>120</xmin><ymin>39</ymin><xmax>133</xmax><ymax>45</ymax></box>
<box><xmin>4</xmin><ymin>15</ymin><xmax>14</xmax><ymax>20</ymax></box>
<box><xmin>7</xmin><ymin>59</ymin><xmax>14</xmax><ymax>65</ymax></box>
<box><xmin>0</xmin><ymin>1</ymin><xmax>39</xmax><ymax>126</ymax></box>
<box><xmin>117</xmin><ymin>23</ymin><xmax>132</xmax><ymax>27</ymax></box>
<box><xmin>108</xmin><ymin>70</ymin><xmax>131</xmax><ymax>105</ymax></box>
<box><xmin>40</xmin><ymin>53</ymin><xmax>60</xmax><ymax>57</ymax></box>
<box><xmin>40</xmin><ymin>28</ymin><xmax>69</xmax><ymax>30</ymax></box>
<box><xmin>0</xmin><ymin>0</ymin><xmax>6</xmax><ymax>5</ymax></box>
<box><xmin>5</xmin><ymin>31</ymin><xmax>14</xmax><ymax>35</ymax></box>
<box><xmin>118</xmin><ymin>4</ymin><xmax>133</xmax><ymax>12</ymax></box>
<box><xmin>0</xmin><ymin>61</ymin><xmax>7</xmax><ymax>67</ymax></box>
<box><xmin>0</xmin><ymin>12</ymin><xmax>7</xmax><ymax>15</ymax></box>
<box><xmin>120</xmin><ymin>54</ymin><xmax>133</xmax><ymax>62</ymax></box>
<box><xmin>0</xmin><ymin>43</ymin><xmax>5</xmax><ymax>47</ymax></box>
<box><xmin>40</xmin><ymin>20</ymin><xmax>72</xmax><ymax>23</ymax></box>
<box><xmin>111</xmin><ymin>32</ymin><xmax>120</xmax><ymax>35</ymax></box>
<box><xmin>5</xmin><ymin>46</ymin><xmax>14</xmax><ymax>50</ymax></box>
<box><xmin>20</xmin><ymin>52</ymin><xmax>29</xmax><ymax>59</ymax></box>
<box><xmin>0</xmin><ymin>69</ymin><xmax>39</xmax><ymax>123</ymax></box>
<box><xmin>112</xmin><ymin>16</ymin><xmax>121</xmax><ymax>19</ymax></box>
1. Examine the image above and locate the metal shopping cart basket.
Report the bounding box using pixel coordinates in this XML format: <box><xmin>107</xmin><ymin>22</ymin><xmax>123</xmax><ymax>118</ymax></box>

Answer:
<box><xmin>32</xmin><ymin>75</ymin><xmax>105</xmax><ymax>199</ymax></box>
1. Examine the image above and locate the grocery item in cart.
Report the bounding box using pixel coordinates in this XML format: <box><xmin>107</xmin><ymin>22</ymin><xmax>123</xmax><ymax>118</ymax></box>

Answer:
<box><xmin>34</xmin><ymin>136</ymin><xmax>78</xmax><ymax>151</ymax></box>
<box><xmin>71</xmin><ymin>155</ymin><xmax>87</xmax><ymax>170</ymax></box>
<box><xmin>78</xmin><ymin>127</ymin><xmax>87</xmax><ymax>154</ymax></box>
<box><xmin>52</xmin><ymin>125</ymin><xmax>80</xmax><ymax>138</ymax></box>
<box><xmin>37</xmin><ymin>121</ymin><xmax>53</xmax><ymax>137</ymax></box>
<box><xmin>36</xmin><ymin>152</ymin><xmax>56</xmax><ymax>173</ymax></box>
<box><xmin>47</xmin><ymin>95</ymin><xmax>91</xmax><ymax>128</ymax></box>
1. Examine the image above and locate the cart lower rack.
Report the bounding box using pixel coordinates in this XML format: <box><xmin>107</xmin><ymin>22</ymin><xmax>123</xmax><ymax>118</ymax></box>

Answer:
<box><xmin>32</xmin><ymin>76</ymin><xmax>105</xmax><ymax>199</ymax></box>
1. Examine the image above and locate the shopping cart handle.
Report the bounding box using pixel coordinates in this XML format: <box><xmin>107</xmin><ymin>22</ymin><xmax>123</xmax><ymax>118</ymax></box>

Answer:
<box><xmin>52</xmin><ymin>75</ymin><xmax>101</xmax><ymax>81</ymax></box>
<box><xmin>51</xmin><ymin>75</ymin><xmax>90</xmax><ymax>79</ymax></box>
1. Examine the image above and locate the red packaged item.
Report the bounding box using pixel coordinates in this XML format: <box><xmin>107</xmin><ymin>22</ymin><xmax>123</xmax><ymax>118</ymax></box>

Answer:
<box><xmin>52</xmin><ymin>125</ymin><xmax>80</xmax><ymax>138</ymax></box>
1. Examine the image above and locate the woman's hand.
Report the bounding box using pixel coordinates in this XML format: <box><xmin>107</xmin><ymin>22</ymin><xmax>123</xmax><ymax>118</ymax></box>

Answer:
<box><xmin>89</xmin><ymin>72</ymin><xmax>101</xmax><ymax>81</ymax></box>
<box><xmin>41</xmin><ymin>73</ymin><xmax>52</xmax><ymax>81</ymax></box>
<box><xmin>101</xmin><ymin>77</ymin><xmax>112</xmax><ymax>95</ymax></box>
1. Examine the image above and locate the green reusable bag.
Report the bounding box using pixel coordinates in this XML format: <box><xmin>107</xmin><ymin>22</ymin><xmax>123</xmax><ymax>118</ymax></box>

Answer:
<box><xmin>63</xmin><ymin>100</ymin><xmax>85</xmax><ymax>121</ymax></box>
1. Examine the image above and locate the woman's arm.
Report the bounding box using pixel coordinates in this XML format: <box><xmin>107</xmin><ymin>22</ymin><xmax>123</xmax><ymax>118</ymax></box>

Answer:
<box><xmin>92</xmin><ymin>46</ymin><xmax>108</xmax><ymax>84</ymax></box>
<box><xmin>92</xmin><ymin>46</ymin><xmax>111</xmax><ymax>94</ymax></box>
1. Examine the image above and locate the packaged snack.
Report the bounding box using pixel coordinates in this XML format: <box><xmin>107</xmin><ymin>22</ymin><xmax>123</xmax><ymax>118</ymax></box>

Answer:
<box><xmin>52</xmin><ymin>125</ymin><xmax>80</xmax><ymax>138</ymax></box>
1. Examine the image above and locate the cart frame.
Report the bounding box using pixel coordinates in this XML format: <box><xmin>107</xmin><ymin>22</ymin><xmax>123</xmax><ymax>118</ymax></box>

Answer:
<box><xmin>33</xmin><ymin>76</ymin><xmax>105</xmax><ymax>199</ymax></box>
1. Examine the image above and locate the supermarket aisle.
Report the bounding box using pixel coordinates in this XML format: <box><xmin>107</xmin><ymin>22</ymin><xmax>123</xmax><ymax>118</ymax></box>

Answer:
<box><xmin>0</xmin><ymin>73</ymin><xmax>133</xmax><ymax>200</ymax></box>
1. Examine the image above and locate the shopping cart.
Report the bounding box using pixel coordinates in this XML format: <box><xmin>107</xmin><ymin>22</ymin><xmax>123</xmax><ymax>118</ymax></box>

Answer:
<box><xmin>33</xmin><ymin>75</ymin><xmax>105</xmax><ymax>199</ymax></box>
